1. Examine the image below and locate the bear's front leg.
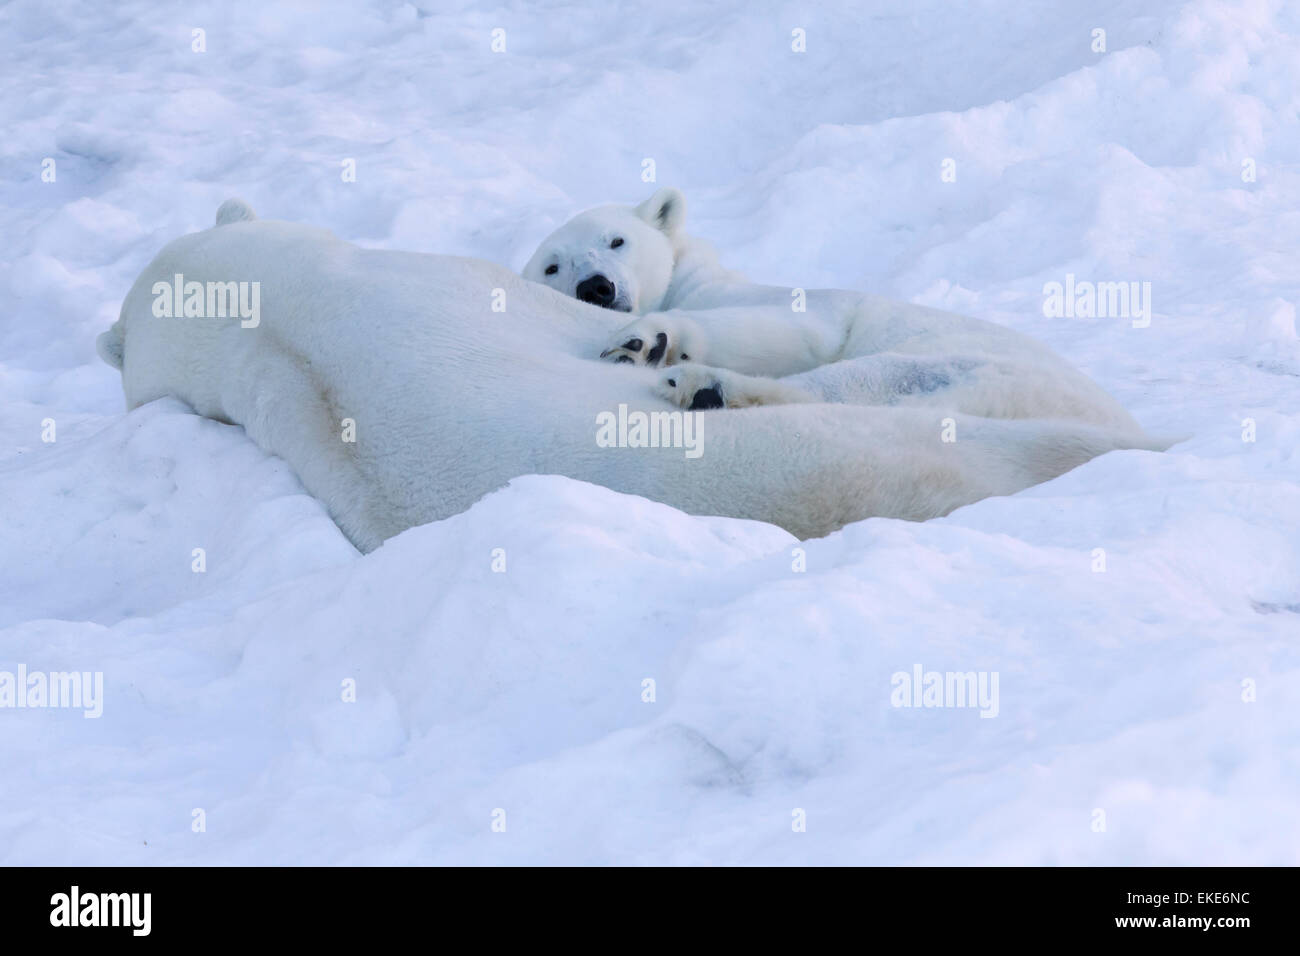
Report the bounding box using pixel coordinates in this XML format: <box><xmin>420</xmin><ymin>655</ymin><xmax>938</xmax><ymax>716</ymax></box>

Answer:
<box><xmin>655</xmin><ymin>365</ymin><xmax>818</xmax><ymax>410</ymax></box>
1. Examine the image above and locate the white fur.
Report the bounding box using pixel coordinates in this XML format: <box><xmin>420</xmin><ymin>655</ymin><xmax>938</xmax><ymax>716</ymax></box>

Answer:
<box><xmin>99</xmin><ymin>202</ymin><xmax>1164</xmax><ymax>552</ymax></box>
<box><xmin>527</xmin><ymin>188</ymin><xmax>1146</xmax><ymax>432</ymax></box>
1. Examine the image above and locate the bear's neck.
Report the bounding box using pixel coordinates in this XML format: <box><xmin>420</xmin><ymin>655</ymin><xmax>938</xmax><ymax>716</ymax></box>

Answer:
<box><xmin>661</xmin><ymin>234</ymin><xmax>749</xmax><ymax>310</ymax></box>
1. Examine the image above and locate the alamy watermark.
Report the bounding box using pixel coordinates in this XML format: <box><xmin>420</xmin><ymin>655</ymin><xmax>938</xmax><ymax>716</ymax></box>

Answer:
<box><xmin>50</xmin><ymin>886</ymin><xmax>150</xmax><ymax>936</ymax></box>
<box><xmin>1043</xmin><ymin>274</ymin><xmax>1151</xmax><ymax>328</ymax></box>
<box><xmin>0</xmin><ymin>665</ymin><xmax>103</xmax><ymax>718</ymax></box>
<box><xmin>890</xmin><ymin>664</ymin><xmax>999</xmax><ymax>718</ymax></box>
<box><xmin>596</xmin><ymin>404</ymin><xmax>704</xmax><ymax>459</ymax></box>
<box><xmin>152</xmin><ymin>272</ymin><xmax>260</xmax><ymax>327</ymax></box>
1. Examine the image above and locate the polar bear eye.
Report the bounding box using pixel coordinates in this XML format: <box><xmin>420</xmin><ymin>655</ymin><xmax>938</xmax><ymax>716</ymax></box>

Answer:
<box><xmin>544</xmin><ymin>264</ymin><xmax>558</xmax><ymax>275</ymax></box>
<box><xmin>610</xmin><ymin>237</ymin><xmax>624</xmax><ymax>249</ymax></box>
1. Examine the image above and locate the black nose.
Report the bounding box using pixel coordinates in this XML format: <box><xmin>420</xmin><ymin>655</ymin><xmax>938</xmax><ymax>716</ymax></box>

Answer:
<box><xmin>576</xmin><ymin>274</ymin><xmax>617</xmax><ymax>307</ymax></box>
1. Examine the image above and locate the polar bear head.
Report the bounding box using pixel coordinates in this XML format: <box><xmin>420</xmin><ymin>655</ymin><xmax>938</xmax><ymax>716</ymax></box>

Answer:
<box><xmin>523</xmin><ymin>187</ymin><xmax>685</xmax><ymax>313</ymax></box>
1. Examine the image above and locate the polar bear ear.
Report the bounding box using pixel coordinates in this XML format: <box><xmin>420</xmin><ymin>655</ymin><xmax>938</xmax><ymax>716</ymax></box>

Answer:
<box><xmin>635</xmin><ymin>187</ymin><xmax>686</xmax><ymax>237</ymax></box>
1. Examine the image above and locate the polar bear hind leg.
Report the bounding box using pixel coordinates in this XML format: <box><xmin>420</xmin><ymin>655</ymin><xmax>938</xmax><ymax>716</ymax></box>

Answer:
<box><xmin>219</xmin><ymin>339</ymin><xmax>391</xmax><ymax>552</ymax></box>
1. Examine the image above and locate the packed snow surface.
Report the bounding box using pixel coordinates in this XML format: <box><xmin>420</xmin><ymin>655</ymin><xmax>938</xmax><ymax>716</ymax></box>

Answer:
<box><xmin>1</xmin><ymin>0</ymin><xmax>1298</xmax><ymax>863</ymax></box>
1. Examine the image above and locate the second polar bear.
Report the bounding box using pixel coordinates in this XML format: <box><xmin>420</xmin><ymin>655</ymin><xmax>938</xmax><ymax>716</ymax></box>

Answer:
<box><xmin>523</xmin><ymin>188</ymin><xmax>1144</xmax><ymax>432</ymax></box>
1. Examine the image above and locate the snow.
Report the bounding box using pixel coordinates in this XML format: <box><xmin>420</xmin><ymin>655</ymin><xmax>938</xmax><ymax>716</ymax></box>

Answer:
<box><xmin>2</xmin><ymin>0</ymin><xmax>1298</xmax><ymax>864</ymax></box>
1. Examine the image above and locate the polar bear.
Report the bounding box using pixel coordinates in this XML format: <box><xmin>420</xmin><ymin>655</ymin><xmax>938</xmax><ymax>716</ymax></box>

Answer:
<box><xmin>523</xmin><ymin>188</ymin><xmax>1144</xmax><ymax>432</ymax></box>
<box><xmin>97</xmin><ymin>202</ymin><xmax>1163</xmax><ymax>553</ymax></box>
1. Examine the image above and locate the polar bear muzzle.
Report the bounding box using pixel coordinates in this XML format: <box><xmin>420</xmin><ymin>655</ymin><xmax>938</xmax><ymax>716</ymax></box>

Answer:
<box><xmin>575</xmin><ymin>273</ymin><xmax>627</xmax><ymax>310</ymax></box>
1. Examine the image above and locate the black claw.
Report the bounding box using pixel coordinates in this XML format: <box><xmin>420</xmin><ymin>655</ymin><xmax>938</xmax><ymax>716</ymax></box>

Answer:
<box><xmin>666</xmin><ymin>378</ymin><xmax>676</xmax><ymax>387</ymax></box>
<box><xmin>688</xmin><ymin>384</ymin><xmax>724</xmax><ymax>410</ymax></box>
<box><xmin>615</xmin><ymin>355</ymin><xmax>634</xmax><ymax>364</ymax></box>
<box><xmin>645</xmin><ymin>331</ymin><xmax>668</xmax><ymax>367</ymax></box>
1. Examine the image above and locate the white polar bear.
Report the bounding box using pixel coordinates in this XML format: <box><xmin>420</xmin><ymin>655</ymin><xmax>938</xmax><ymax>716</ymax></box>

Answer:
<box><xmin>523</xmin><ymin>188</ymin><xmax>1146</xmax><ymax>432</ymax></box>
<box><xmin>97</xmin><ymin>202</ymin><xmax>1163</xmax><ymax>553</ymax></box>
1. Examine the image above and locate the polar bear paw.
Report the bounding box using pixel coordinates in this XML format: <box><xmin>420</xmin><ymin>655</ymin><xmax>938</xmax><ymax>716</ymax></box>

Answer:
<box><xmin>656</xmin><ymin>365</ymin><xmax>729</xmax><ymax>409</ymax></box>
<box><xmin>656</xmin><ymin>366</ymin><xmax>820</xmax><ymax>410</ymax></box>
<box><xmin>600</xmin><ymin>316</ymin><xmax>702</xmax><ymax>368</ymax></box>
